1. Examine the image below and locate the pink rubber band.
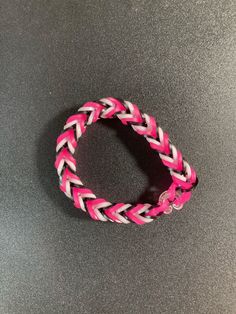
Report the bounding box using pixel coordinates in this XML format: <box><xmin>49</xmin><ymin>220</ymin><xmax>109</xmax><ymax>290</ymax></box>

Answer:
<box><xmin>55</xmin><ymin>97</ymin><xmax>198</xmax><ymax>224</ymax></box>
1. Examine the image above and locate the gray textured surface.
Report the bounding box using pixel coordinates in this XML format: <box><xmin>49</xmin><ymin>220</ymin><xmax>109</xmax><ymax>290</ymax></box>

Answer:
<box><xmin>1</xmin><ymin>1</ymin><xmax>236</xmax><ymax>313</ymax></box>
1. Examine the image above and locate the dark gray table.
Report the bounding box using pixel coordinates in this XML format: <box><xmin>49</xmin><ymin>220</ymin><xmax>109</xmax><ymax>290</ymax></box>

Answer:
<box><xmin>1</xmin><ymin>1</ymin><xmax>235</xmax><ymax>313</ymax></box>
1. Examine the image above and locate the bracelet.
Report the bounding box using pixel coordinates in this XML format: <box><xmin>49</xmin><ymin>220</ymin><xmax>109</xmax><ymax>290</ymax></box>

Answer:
<box><xmin>55</xmin><ymin>97</ymin><xmax>198</xmax><ymax>224</ymax></box>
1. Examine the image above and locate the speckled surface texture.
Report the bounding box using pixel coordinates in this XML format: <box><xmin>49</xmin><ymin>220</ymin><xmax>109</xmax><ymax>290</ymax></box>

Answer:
<box><xmin>1</xmin><ymin>1</ymin><xmax>236</xmax><ymax>313</ymax></box>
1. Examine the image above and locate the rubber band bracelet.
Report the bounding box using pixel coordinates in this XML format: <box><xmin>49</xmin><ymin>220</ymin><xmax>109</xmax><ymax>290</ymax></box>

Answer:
<box><xmin>55</xmin><ymin>97</ymin><xmax>198</xmax><ymax>225</ymax></box>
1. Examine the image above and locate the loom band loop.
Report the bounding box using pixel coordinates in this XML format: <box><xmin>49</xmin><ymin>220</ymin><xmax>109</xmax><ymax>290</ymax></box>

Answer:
<box><xmin>171</xmin><ymin>166</ymin><xmax>197</xmax><ymax>191</ymax></box>
<box><xmin>86</xmin><ymin>198</ymin><xmax>112</xmax><ymax>222</ymax></box>
<box><xmin>55</xmin><ymin>148</ymin><xmax>76</xmax><ymax>175</ymax></box>
<box><xmin>172</xmin><ymin>191</ymin><xmax>192</xmax><ymax>210</ymax></box>
<box><xmin>145</xmin><ymin>198</ymin><xmax>171</xmax><ymax>217</ymax></box>
<box><xmin>56</xmin><ymin>129</ymin><xmax>77</xmax><ymax>154</ymax></box>
<box><xmin>158</xmin><ymin>191</ymin><xmax>174</xmax><ymax>214</ymax></box>
<box><xmin>78</xmin><ymin>102</ymin><xmax>104</xmax><ymax>124</ymax></box>
<box><xmin>99</xmin><ymin>97</ymin><xmax>126</xmax><ymax>118</ymax></box>
<box><xmin>104</xmin><ymin>203</ymin><xmax>131</xmax><ymax>224</ymax></box>
<box><xmin>117</xmin><ymin>101</ymin><xmax>143</xmax><ymax>125</ymax></box>
<box><xmin>64</xmin><ymin>113</ymin><xmax>87</xmax><ymax>139</ymax></box>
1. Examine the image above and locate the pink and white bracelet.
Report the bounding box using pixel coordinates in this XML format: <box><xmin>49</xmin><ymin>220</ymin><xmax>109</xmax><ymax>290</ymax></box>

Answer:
<box><xmin>55</xmin><ymin>97</ymin><xmax>198</xmax><ymax>224</ymax></box>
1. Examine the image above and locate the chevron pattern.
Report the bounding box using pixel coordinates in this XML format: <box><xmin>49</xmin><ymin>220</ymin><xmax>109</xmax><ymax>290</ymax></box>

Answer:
<box><xmin>55</xmin><ymin>97</ymin><xmax>198</xmax><ymax>224</ymax></box>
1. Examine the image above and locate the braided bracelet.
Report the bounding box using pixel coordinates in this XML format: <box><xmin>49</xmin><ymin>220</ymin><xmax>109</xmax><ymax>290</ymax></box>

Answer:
<box><xmin>55</xmin><ymin>97</ymin><xmax>198</xmax><ymax>224</ymax></box>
